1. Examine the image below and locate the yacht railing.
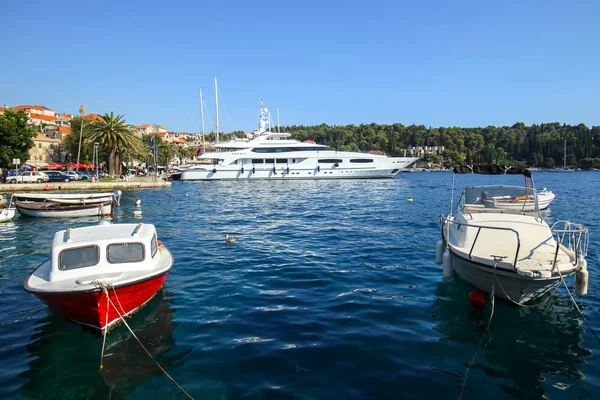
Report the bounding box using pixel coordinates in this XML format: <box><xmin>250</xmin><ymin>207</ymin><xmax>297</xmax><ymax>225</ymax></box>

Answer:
<box><xmin>441</xmin><ymin>215</ymin><xmax>521</xmax><ymax>270</ymax></box>
<box><xmin>550</xmin><ymin>220</ymin><xmax>589</xmax><ymax>265</ymax></box>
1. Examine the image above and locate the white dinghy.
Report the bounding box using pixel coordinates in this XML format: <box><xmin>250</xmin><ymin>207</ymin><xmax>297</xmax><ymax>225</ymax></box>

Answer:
<box><xmin>437</xmin><ymin>165</ymin><xmax>589</xmax><ymax>305</ymax></box>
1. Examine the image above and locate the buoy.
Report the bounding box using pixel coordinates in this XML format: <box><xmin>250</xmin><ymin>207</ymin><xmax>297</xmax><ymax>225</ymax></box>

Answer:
<box><xmin>157</xmin><ymin>239</ymin><xmax>162</xmax><ymax>247</ymax></box>
<box><xmin>575</xmin><ymin>258</ymin><xmax>588</xmax><ymax>297</ymax></box>
<box><xmin>442</xmin><ymin>250</ymin><xmax>452</xmax><ymax>278</ymax></box>
<box><xmin>241</xmin><ymin>167</ymin><xmax>244</xmax><ymax>174</ymax></box>
<box><xmin>272</xmin><ymin>166</ymin><xmax>276</xmax><ymax>173</ymax></box>
<box><xmin>212</xmin><ymin>168</ymin><xmax>217</xmax><ymax>173</ymax></box>
<box><xmin>185</xmin><ymin>193</ymin><xmax>189</xmax><ymax>197</ymax></box>
<box><xmin>334</xmin><ymin>163</ymin><xmax>339</xmax><ymax>167</ymax></box>
<box><xmin>435</xmin><ymin>239</ymin><xmax>444</xmax><ymax>264</ymax></box>
<box><xmin>133</xmin><ymin>210</ymin><xmax>142</xmax><ymax>216</ymax></box>
<box><xmin>252</xmin><ymin>167</ymin><xmax>255</xmax><ymax>174</ymax></box>
<box><xmin>286</xmin><ymin>167</ymin><xmax>290</xmax><ymax>174</ymax></box>
<box><xmin>43</xmin><ymin>185</ymin><xmax>50</xmax><ymax>191</ymax></box>
<box><xmin>407</xmin><ymin>197</ymin><xmax>413</xmax><ymax>202</ymax></box>
<box><xmin>317</xmin><ymin>165</ymin><xmax>320</xmax><ymax>173</ymax></box>
<box><xmin>135</xmin><ymin>199</ymin><xmax>141</xmax><ymax>206</ymax></box>
<box><xmin>468</xmin><ymin>289</ymin><xmax>488</xmax><ymax>308</ymax></box>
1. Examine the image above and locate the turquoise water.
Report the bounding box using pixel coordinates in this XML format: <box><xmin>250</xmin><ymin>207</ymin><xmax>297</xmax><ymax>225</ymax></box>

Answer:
<box><xmin>1</xmin><ymin>172</ymin><xmax>599</xmax><ymax>399</ymax></box>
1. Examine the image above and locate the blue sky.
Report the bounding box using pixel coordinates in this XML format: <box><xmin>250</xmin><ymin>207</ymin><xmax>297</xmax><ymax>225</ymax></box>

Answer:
<box><xmin>1</xmin><ymin>0</ymin><xmax>598</xmax><ymax>133</ymax></box>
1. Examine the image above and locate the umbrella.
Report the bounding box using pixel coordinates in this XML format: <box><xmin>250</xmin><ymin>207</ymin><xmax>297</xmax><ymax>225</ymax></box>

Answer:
<box><xmin>43</xmin><ymin>163</ymin><xmax>62</xmax><ymax>170</ymax></box>
<box><xmin>85</xmin><ymin>163</ymin><xmax>97</xmax><ymax>169</ymax></box>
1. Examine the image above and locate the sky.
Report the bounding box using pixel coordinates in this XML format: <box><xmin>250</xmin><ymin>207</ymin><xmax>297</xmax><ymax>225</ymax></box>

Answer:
<box><xmin>1</xmin><ymin>0</ymin><xmax>599</xmax><ymax>133</ymax></box>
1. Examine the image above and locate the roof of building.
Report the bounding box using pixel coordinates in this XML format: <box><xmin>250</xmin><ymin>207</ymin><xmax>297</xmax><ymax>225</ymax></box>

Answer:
<box><xmin>12</xmin><ymin>105</ymin><xmax>54</xmax><ymax>112</ymax></box>
<box><xmin>170</xmin><ymin>137</ymin><xmax>187</xmax><ymax>144</ymax></box>
<box><xmin>83</xmin><ymin>113</ymin><xmax>104</xmax><ymax>121</ymax></box>
<box><xmin>58</xmin><ymin>127</ymin><xmax>72</xmax><ymax>134</ymax></box>
<box><xmin>30</xmin><ymin>112</ymin><xmax>57</xmax><ymax>121</ymax></box>
<box><xmin>137</xmin><ymin>124</ymin><xmax>151</xmax><ymax>129</ymax></box>
<box><xmin>150</xmin><ymin>132</ymin><xmax>168</xmax><ymax>137</ymax></box>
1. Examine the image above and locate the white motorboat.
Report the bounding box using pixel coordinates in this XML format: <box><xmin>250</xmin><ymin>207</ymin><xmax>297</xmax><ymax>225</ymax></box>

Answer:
<box><xmin>181</xmin><ymin>100</ymin><xmax>419</xmax><ymax>181</ymax></box>
<box><xmin>24</xmin><ymin>222</ymin><xmax>173</xmax><ymax>331</ymax></box>
<box><xmin>477</xmin><ymin>186</ymin><xmax>555</xmax><ymax>212</ymax></box>
<box><xmin>437</xmin><ymin>165</ymin><xmax>589</xmax><ymax>305</ymax></box>
<box><xmin>14</xmin><ymin>200</ymin><xmax>114</xmax><ymax>218</ymax></box>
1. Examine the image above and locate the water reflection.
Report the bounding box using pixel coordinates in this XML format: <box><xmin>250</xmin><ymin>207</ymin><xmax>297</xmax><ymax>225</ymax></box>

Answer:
<box><xmin>431</xmin><ymin>280</ymin><xmax>592</xmax><ymax>399</ymax></box>
<box><xmin>19</xmin><ymin>291</ymin><xmax>188</xmax><ymax>400</ymax></box>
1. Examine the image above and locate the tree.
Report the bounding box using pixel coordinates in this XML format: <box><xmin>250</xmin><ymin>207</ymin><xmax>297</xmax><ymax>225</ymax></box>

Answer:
<box><xmin>86</xmin><ymin>112</ymin><xmax>138</xmax><ymax>176</ymax></box>
<box><xmin>0</xmin><ymin>110</ymin><xmax>38</xmax><ymax>169</ymax></box>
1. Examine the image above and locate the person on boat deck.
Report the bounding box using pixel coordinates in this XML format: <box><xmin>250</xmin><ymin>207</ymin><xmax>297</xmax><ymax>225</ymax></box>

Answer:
<box><xmin>477</xmin><ymin>191</ymin><xmax>489</xmax><ymax>204</ymax></box>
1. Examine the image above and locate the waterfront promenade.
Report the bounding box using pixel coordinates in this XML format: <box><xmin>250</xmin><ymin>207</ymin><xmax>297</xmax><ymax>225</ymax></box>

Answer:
<box><xmin>0</xmin><ymin>177</ymin><xmax>170</xmax><ymax>193</ymax></box>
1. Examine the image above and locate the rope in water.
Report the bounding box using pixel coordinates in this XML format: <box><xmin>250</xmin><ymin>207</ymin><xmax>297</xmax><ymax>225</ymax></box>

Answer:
<box><xmin>457</xmin><ymin>284</ymin><xmax>495</xmax><ymax>400</ymax></box>
<box><xmin>94</xmin><ymin>281</ymin><xmax>195</xmax><ymax>400</ymax></box>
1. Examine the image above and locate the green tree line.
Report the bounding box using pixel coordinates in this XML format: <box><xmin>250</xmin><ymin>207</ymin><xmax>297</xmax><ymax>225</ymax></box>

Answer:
<box><xmin>277</xmin><ymin>122</ymin><xmax>600</xmax><ymax>168</ymax></box>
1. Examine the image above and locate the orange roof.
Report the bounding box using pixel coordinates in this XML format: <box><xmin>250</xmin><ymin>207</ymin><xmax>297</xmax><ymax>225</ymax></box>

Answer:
<box><xmin>150</xmin><ymin>132</ymin><xmax>167</xmax><ymax>137</ymax></box>
<box><xmin>30</xmin><ymin>112</ymin><xmax>57</xmax><ymax>121</ymax></box>
<box><xmin>59</xmin><ymin>127</ymin><xmax>72</xmax><ymax>134</ymax></box>
<box><xmin>137</xmin><ymin>124</ymin><xmax>151</xmax><ymax>128</ymax></box>
<box><xmin>83</xmin><ymin>113</ymin><xmax>104</xmax><ymax>121</ymax></box>
<box><xmin>170</xmin><ymin>137</ymin><xmax>187</xmax><ymax>144</ymax></box>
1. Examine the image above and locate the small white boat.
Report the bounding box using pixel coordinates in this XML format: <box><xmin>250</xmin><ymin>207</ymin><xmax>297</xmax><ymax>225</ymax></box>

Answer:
<box><xmin>481</xmin><ymin>187</ymin><xmax>555</xmax><ymax>212</ymax></box>
<box><xmin>0</xmin><ymin>197</ymin><xmax>16</xmax><ymax>223</ymax></box>
<box><xmin>24</xmin><ymin>222</ymin><xmax>174</xmax><ymax>331</ymax></box>
<box><xmin>437</xmin><ymin>165</ymin><xmax>589</xmax><ymax>305</ymax></box>
<box><xmin>12</xmin><ymin>191</ymin><xmax>120</xmax><ymax>205</ymax></box>
<box><xmin>14</xmin><ymin>200</ymin><xmax>114</xmax><ymax>218</ymax></box>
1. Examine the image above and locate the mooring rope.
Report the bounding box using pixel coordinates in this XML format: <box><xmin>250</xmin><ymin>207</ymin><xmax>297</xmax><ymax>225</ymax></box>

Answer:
<box><xmin>94</xmin><ymin>281</ymin><xmax>195</xmax><ymax>399</ymax></box>
<box><xmin>555</xmin><ymin>268</ymin><xmax>600</xmax><ymax>344</ymax></box>
<box><xmin>457</xmin><ymin>284</ymin><xmax>495</xmax><ymax>400</ymax></box>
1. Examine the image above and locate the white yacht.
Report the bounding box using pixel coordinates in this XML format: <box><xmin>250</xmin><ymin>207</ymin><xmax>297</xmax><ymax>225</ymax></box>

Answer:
<box><xmin>181</xmin><ymin>103</ymin><xmax>419</xmax><ymax>181</ymax></box>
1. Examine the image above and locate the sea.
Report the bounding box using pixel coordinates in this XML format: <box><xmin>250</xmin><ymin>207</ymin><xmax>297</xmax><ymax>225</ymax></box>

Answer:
<box><xmin>0</xmin><ymin>171</ymin><xmax>599</xmax><ymax>399</ymax></box>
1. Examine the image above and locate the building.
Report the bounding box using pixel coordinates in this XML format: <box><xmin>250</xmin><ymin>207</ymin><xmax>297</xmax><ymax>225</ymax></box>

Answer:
<box><xmin>83</xmin><ymin>113</ymin><xmax>104</xmax><ymax>122</ymax></box>
<box><xmin>136</xmin><ymin>124</ymin><xmax>151</xmax><ymax>138</ymax></box>
<box><xmin>28</xmin><ymin>132</ymin><xmax>64</xmax><ymax>164</ymax></box>
<box><xmin>11</xmin><ymin>105</ymin><xmax>57</xmax><ymax>126</ymax></box>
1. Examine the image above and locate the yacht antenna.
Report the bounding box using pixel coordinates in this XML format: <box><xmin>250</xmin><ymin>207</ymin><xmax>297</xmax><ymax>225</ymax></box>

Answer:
<box><xmin>277</xmin><ymin>108</ymin><xmax>280</xmax><ymax>133</ymax></box>
<box><xmin>563</xmin><ymin>139</ymin><xmax>567</xmax><ymax>169</ymax></box>
<box><xmin>199</xmin><ymin>88</ymin><xmax>205</xmax><ymax>154</ymax></box>
<box><xmin>214</xmin><ymin>76</ymin><xmax>219</xmax><ymax>144</ymax></box>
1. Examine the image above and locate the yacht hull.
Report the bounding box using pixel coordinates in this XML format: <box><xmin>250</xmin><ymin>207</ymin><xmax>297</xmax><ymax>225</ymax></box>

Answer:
<box><xmin>181</xmin><ymin>160</ymin><xmax>416</xmax><ymax>181</ymax></box>
<box><xmin>448</xmin><ymin>249</ymin><xmax>564</xmax><ymax>304</ymax></box>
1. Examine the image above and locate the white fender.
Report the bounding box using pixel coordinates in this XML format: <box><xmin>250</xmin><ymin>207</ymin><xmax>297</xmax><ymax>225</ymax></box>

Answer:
<box><xmin>575</xmin><ymin>258</ymin><xmax>588</xmax><ymax>297</ymax></box>
<box><xmin>435</xmin><ymin>239</ymin><xmax>444</xmax><ymax>265</ymax></box>
<box><xmin>442</xmin><ymin>250</ymin><xmax>453</xmax><ymax>278</ymax></box>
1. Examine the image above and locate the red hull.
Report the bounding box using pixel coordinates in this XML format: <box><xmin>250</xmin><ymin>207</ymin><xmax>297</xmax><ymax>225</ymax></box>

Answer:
<box><xmin>34</xmin><ymin>273</ymin><xmax>169</xmax><ymax>330</ymax></box>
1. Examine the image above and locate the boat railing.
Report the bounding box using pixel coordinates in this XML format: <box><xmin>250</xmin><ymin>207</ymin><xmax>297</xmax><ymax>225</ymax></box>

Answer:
<box><xmin>550</xmin><ymin>220</ymin><xmax>589</xmax><ymax>263</ymax></box>
<box><xmin>441</xmin><ymin>215</ymin><xmax>521</xmax><ymax>270</ymax></box>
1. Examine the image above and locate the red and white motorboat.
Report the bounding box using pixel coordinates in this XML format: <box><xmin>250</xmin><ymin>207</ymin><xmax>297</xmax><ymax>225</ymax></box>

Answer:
<box><xmin>24</xmin><ymin>222</ymin><xmax>174</xmax><ymax>331</ymax></box>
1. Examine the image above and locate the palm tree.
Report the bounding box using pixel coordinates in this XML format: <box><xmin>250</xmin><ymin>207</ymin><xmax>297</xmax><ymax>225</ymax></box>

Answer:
<box><xmin>86</xmin><ymin>112</ymin><xmax>138</xmax><ymax>176</ymax></box>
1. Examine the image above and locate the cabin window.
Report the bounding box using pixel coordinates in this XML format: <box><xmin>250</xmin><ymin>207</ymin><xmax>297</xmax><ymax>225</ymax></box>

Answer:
<box><xmin>59</xmin><ymin>246</ymin><xmax>100</xmax><ymax>270</ymax></box>
<box><xmin>318</xmin><ymin>159</ymin><xmax>343</xmax><ymax>163</ymax></box>
<box><xmin>350</xmin><ymin>159</ymin><xmax>374</xmax><ymax>163</ymax></box>
<box><xmin>252</xmin><ymin>159</ymin><xmax>264</xmax><ymax>164</ymax></box>
<box><xmin>107</xmin><ymin>243</ymin><xmax>145</xmax><ymax>264</ymax></box>
<box><xmin>276</xmin><ymin>159</ymin><xmax>287</xmax><ymax>164</ymax></box>
<box><xmin>265</xmin><ymin>159</ymin><xmax>275</xmax><ymax>164</ymax></box>
<box><xmin>151</xmin><ymin>234</ymin><xmax>158</xmax><ymax>258</ymax></box>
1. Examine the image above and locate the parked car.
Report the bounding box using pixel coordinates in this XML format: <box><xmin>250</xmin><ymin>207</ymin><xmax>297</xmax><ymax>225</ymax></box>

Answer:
<box><xmin>7</xmin><ymin>171</ymin><xmax>50</xmax><ymax>184</ymax></box>
<box><xmin>64</xmin><ymin>171</ymin><xmax>81</xmax><ymax>180</ymax></box>
<box><xmin>76</xmin><ymin>171</ymin><xmax>91</xmax><ymax>180</ymax></box>
<box><xmin>43</xmin><ymin>171</ymin><xmax>71</xmax><ymax>182</ymax></box>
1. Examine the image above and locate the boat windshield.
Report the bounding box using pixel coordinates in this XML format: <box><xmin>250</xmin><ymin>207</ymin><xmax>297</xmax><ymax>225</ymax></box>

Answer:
<box><xmin>459</xmin><ymin>185</ymin><xmax>539</xmax><ymax>215</ymax></box>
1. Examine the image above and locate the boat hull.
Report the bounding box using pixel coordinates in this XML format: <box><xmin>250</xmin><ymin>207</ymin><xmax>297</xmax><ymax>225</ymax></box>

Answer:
<box><xmin>15</xmin><ymin>201</ymin><xmax>113</xmax><ymax>218</ymax></box>
<box><xmin>30</xmin><ymin>272</ymin><xmax>169</xmax><ymax>331</ymax></box>
<box><xmin>449</xmin><ymin>249</ymin><xmax>563</xmax><ymax>304</ymax></box>
<box><xmin>181</xmin><ymin>160</ymin><xmax>416</xmax><ymax>181</ymax></box>
<box><xmin>0</xmin><ymin>208</ymin><xmax>16</xmax><ymax>222</ymax></box>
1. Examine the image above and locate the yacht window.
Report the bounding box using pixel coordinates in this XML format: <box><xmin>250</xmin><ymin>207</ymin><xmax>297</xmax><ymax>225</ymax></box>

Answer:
<box><xmin>59</xmin><ymin>246</ymin><xmax>100</xmax><ymax>270</ymax></box>
<box><xmin>276</xmin><ymin>159</ymin><xmax>288</xmax><ymax>164</ymax></box>
<box><xmin>252</xmin><ymin>159</ymin><xmax>264</xmax><ymax>164</ymax></box>
<box><xmin>265</xmin><ymin>159</ymin><xmax>275</xmax><ymax>164</ymax></box>
<box><xmin>350</xmin><ymin>159</ymin><xmax>374</xmax><ymax>163</ymax></box>
<box><xmin>318</xmin><ymin>159</ymin><xmax>343</xmax><ymax>163</ymax></box>
<box><xmin>107</xmin><ymin>243</ymin><xmax>145</xmax><ymax>264</ymax></box>
<box><xmin>151</xmin><ymin>234</ymin><xmax>158</xmax><ymax>258</ymax></box>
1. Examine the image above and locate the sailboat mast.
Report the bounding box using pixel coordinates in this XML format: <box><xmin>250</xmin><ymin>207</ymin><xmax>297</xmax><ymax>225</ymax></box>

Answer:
<box><xmin>277</xmin><ymin>108</ymin><xmax>280</xmax><ymax>133</ymax></box>
<box><xmin>215</xmin><ymin>77</ymin><xmax>219</xmax><ymax>144</ymax></box>
<box><xmin>199</xmin><ymin>89</ymin><xmax>205</xmax><ymax>153</ymax></box>
<box><xmin>564</xmin><ymin>139</ymin><xmax>567</xmax><ymax>169</ymax></box>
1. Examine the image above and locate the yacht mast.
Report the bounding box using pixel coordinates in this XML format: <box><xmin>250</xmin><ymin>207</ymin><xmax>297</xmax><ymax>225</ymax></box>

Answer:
<box><xmin>215</xmin><ymin>77</ymin><xmax>219</xmax><ymax>144</ymax></box>
<box><xmin>277</xmin><ymin>108</ymin><xmax>280</xmax><ymax>133</ymax></box>
<box><xmin>563</xmin><ymin>139</ymin><xmax>567</xmax><ymax>169</ymax></box>
<box><xmin>199</xmin><ymin>88</ymin><xmax>205</xmax><ymax>153</ymax></box>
